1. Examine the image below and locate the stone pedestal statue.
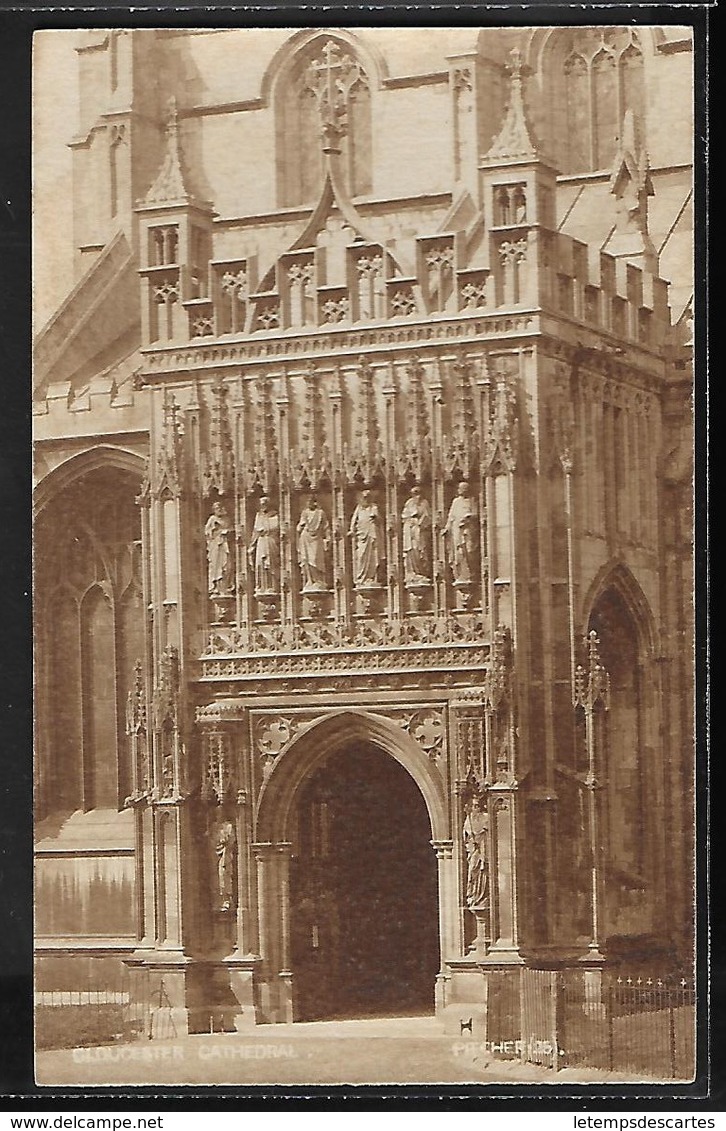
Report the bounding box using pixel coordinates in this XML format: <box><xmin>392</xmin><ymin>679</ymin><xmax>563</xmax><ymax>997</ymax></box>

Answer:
<box><xmin>401</xmin><ymin>485</ymin><xmax>432</xmax><ymax>586</ymax></box>
<box><xmin>444</xmin><ymin>480</ymin><xmax>478</xmax><ymax>607</ymax></box>
<box><xmin>297</xmin><ymin>495</ymin><xmax>332</xmax><ymax>591</ymax></box>
<box><xmin>348</xmin><ymin>489</ymin><xmax>383</xmax><ymax>589</ymax></box>
<box><xmin>205</xmin><ymin>501</ymin><xmax>234</xmax><ymax>597</ymax></box>
<box><xmin>249</xmin><ymin>496</ymin><xmax>280</xmax><ymax>596</ymax></box>
<box><xmin>463</xmin><ymin>794</ymin><xmax>489</xmax><ymax>954</ymax></box>
<box><xmin>215</xmin><ymin>819</ymin><xmax>237</xmax><ymax>913</ymax></box>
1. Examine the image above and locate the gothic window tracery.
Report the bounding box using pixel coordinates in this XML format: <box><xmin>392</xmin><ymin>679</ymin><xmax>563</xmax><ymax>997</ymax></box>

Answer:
<box><xmin>35</xmin><ymin>466</ymin><xmax>143</xmax><ymax>817</ymax></box>
<box><xmin>548</xmin><ymin>28</ymin><xmax>646</xmax><ymax>174</ymax></box>
<box><xmin>277</xmin><ymin>37</ymin><xmax>373</xmax><ymax>208</ymax></box>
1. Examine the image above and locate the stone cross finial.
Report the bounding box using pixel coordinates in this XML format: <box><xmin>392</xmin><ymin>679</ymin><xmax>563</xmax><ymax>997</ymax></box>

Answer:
<box><xmin>303</xmin><ymin>39</ymin><xmax>365</xmax><ymax>153</ymax></box>
<box><xmin>144</xmin><ymin>94</ymin><xmax>190</xmax><ymax>205</ymax></box>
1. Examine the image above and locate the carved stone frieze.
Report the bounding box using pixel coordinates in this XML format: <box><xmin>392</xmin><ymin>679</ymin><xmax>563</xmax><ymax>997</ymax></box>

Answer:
<box><xmin>202</xmin><ymin>643</ymin><xmax>489</xmax><ymax>683</ymax></box>
<box><xmin>138</xmin><ymin>314</ymin><xmax>538</xmax><ymax>378</ymax></box>
<box><xmin>204</xmin><ymin>612</ymin><xmax>487</xmax><ymax>656</ymax></box>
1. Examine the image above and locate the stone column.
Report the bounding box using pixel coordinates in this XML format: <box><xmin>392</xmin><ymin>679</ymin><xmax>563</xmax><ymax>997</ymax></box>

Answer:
<box><xmin>574</xmin><ymin>631</ymin><xmax>611</xmax><ymax>962</ymax></box>
<box><xmin>252</xmin><ymin>840</ymin><xmax>293</xmax><ymax>1023</ymax></box>
<box><xmin>276</xmin><ymin>842</ymin><xmax>295</xmax><ymax>1023</ymax></box>
<box><xmin>432</xmin><ymin>839</ymin><xmax>456</xmax><ymax>1010</ymax></box>
<box><xmin>197</xmin><ymin>700</ymin><xmax>262</xmax><ymax>1030</ymax></box>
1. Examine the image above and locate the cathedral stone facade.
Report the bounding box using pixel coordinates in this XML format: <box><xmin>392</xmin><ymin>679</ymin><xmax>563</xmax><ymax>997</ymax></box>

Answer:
<box><xmin>34</xmin><ymin>27</ymin><xmax>694</xmax><ymax>1035</ymax></box>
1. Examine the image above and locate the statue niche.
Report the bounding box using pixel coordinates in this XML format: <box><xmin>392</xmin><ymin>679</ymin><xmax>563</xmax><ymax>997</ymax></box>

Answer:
<box><xmin>249</xmin><ymin>495</ymin><xmax>281</xmax><ymax>618</ymax></box>
<box><xmin>297</xmin><ymin>494</ymin><xmax>332</xmax><ymax>591</ymax></box>
<box><xmin>443</xmin><ymin>480</ymin><xmax>479</xmax><ymax>608</ymax></box>
<box><xmin>215</xmin><ymin>818</ymin><xmax>237</xmax><ymax>914</ymax></box>
<box><xmin>463</xmin><ymin>790</ymin><xmax>490</xmax><ymax>955</ymax></box>
<box><xmin>348</xmin><ymin>488</ymin><xmax>385</xmax><ymax>613</ymax></box>
<box><xmin>205</xmin><ymin>500</ymin><xmax>235</xmax><ymax>620</ymax></box>
<box><xmin>297</xmin><ymin>493</ymin><xmax>333</xmax><ymax>618</ymax></box>
<box><xmin>401</xmin><ymin>484</ymin><xmax>432</xmax><ymax>612</ymax></box>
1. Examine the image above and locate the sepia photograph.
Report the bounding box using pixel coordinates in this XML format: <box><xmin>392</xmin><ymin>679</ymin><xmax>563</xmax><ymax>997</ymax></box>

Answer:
<box><xmin>32</xmin><ymin>24</ymin><xmax>696</xmax><ymax>1087</ymax></box>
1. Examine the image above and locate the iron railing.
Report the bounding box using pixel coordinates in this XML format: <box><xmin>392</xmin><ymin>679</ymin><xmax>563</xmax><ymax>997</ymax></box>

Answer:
<box><xmin>35</xmin><ymin>964</ymin><xmax>153</xmax><ymax>1050</ymax></box>
<box><xmin>518</xmin><ymin>968</ymin><xmax>696</xmax><ymax>1079</ymax></box>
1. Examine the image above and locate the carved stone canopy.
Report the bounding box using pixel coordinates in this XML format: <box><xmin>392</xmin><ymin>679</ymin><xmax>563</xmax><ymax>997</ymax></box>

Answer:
<box><xmin>196</xmin><ymin>698</ymin><xmax>247</xmax><ymax>727</ymax></box>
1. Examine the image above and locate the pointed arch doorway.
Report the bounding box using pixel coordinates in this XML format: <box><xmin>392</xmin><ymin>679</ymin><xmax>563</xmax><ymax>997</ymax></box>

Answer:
<box><xmin>289</xmin><ymin>741</ymin><xmax>440</xmax><ymax>1021</ymax></box>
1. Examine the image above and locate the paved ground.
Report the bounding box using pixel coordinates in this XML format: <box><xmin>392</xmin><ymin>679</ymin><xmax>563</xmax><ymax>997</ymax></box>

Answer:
<box><xmin>36</xmin><ymin>1016</ymin><xmax>661</xmax><ymax>1088</ymax></box>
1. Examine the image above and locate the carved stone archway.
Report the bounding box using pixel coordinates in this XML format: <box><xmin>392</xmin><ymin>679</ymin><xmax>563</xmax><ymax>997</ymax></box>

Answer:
<box><xmin>253</xmin><ymin>709</ymin><xmax>453</xmax><ymax>1023</ymax></box>
<box><xmin>256</xmin><ymin>708</ymin><xmax>448</xmax><ymax>843</ymax></box>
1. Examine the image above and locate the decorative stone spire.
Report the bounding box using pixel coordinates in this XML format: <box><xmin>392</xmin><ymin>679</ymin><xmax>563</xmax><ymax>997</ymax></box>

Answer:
<box><xmin>608</xmin><ymin>109</ymin><xmax>657</xmax><ymax>271</ymax></box>
<box><xmin>154</xmin><ymin>388</ymin><xmax>183</xmax><ymax>498</ymax></box>
<box><xmin>145</xmin><ymin>97</ymin><xmax>191</xmax><ymax>205</ymax></box>
<box><xmin>484</xmin><ymin>48</ymin><xmax>540</xmax><ymax>164</ymax></box>
<box><xmin>573</xmin><ymin>630</ymin><xmax>610</xmax><ymax>711</ymax></box>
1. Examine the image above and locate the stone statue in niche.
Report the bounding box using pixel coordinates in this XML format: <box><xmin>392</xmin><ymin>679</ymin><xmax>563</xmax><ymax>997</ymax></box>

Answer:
<box><xmin>401</xmin><ymin>484</ymin><xmax>432</xmax><ymax>586</ymax></box>
<box><xmin>463</xmin><ymin>794</ymin><xmax>489</xmax><ymax>910</ymax></box>
<box><xmin>249</xmin><ymin>496</ymin><xmax>280</xmax><ymax>594</ymax></box>
<box><xmin>297</xmin><ymin>494</ymin><xmax>332</xmax><ymax>591</ymax></box>
<box><xmin>205</xmin><ymin>501</ymin><xmax>234</xmax><ymax>596</ymax></box>
<box><xmin>443</xmin><ymin>480</ymin><xmax>478</xmax><ymax>585</ymax></box>
<box><xmin>348</xmin><ymin>489</ymin><xmax>383</xmax><ymax>588</ymax></box>
<box><xmin>215</xmin><ymin>818</ymin><xmax>237</xmax><ymax>913</ymax></box>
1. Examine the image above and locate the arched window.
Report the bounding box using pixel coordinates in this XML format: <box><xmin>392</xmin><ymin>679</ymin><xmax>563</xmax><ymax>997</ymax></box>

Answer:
<box><xmin>277</xmin><ymin>37</ymin><xmax>373</xmax><ymax>208</ymax></box>
<box><xmin>548</xmin><ymin>28</ymin><xmax>646</xmax><ymax>174</ymax></box>
<box><xmin>34</xmin><ymin>465</ymin><xmax>143</xmax><ymax>817</ymax></box>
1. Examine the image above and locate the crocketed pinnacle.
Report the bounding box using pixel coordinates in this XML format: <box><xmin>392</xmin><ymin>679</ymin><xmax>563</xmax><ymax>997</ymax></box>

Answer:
<box><xmin>610</xmin><ymin>109</ymin><xmax>654</xmax><ymax>206</ymax></box>
<box><xmin>145</xmin><ymin>96</ymin><xmax>191</xmax><ymax>205</ymax></box>
<box><xmin>484</xmin><ymin>48</ymin><xmax>540</xmax><ymax>163</ymax></box>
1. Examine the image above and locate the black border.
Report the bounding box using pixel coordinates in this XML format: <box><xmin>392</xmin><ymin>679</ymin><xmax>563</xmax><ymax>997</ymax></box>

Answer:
<box><xmin>1</xmin><ymin>2</ymin><xmax>713</xmax><ymax>1108</ymax></box>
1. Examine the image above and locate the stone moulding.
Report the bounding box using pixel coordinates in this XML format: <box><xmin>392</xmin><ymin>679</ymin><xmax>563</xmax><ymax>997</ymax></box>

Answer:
<box><xmin>203</xmin><ymin>613</ymin><xmax>488</xmax><ymax>656</ymax></box>
<box><xmin>137</xmin><ymin>313</ymin><xmax>539</xmax><ymax>378</ymax></box>
<box><xmin>200</xmin><ymin>642</ymin><xmax>490</xmax><ymax>681</ymax></box>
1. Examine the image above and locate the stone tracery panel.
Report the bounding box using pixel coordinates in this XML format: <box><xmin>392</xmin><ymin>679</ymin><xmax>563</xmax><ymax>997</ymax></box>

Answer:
<box><xmin>35</xmin><ymin>465</ymin><xmax>144</xmax><ymax>816</ymax></box>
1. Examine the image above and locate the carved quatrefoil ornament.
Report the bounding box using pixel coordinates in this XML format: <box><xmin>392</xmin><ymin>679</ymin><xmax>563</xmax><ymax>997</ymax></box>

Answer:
<box><xmin>403</xmin><ymin>708</ymin><xmax>445</xmax><ymax>760</ymax></box>
<box><xmin>257</xmin><ymin>716</ymin><xmax>296</xmax><ymax>757</ymax></box>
